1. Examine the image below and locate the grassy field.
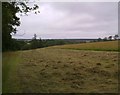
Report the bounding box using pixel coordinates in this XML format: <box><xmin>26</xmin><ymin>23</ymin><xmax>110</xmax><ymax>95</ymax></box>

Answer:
<box><xmin>2</xmin><ymin>41</ymin><xmax>119</xmax><ymax>93</ymax></box>
<box><xmin>2</xmin><ymin>52</ymin><xmax>22</xmax><ymax>92</ymax></box>
<box><xmin>51</xmin><ymin>40</ymin><xmax>119</xmax><ymax>51</ymax></box>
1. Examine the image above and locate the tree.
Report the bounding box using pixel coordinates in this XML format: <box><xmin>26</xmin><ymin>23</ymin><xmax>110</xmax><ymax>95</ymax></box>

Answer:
<box><xmin>2</xmin><ymin>2</ymin><xmax>20</xmax><ymax>51</ymax></box>
<box><xmin>103</xmin><ymin>37</ymin><xmax>107</xmax><ymax>41</ymax></box>
<box><xmin>2</xmin><ymin>2</ymin><xmax>39</xmax><ymax>51</ymax></box>
<box><xmin>33</xmin><ymin>34</ymin><xmax>37</xmax><ymax>40</ymax></box>
<box><xmin>98</xmin><ymin>38</ymin><xmax>102</xmax><ymax>42</ymax></box>
<box><xmin>38</xmin><ymin>37</ymin><xmax>43</xmax><ymax>48</ymax></box>
<box><xmin>31</xmin><ymin>34</ymin><xmax>39</xmax><ymax>49</ymax></box>
<box><xmin>108</xmin><ymin>36</ymin><xmax>112</xmax><ymax>40</ymax></box>
<box><xmin>114</xmin><ymin>34</ymin><xmax>119</xmax><ymax>40</ymax></box>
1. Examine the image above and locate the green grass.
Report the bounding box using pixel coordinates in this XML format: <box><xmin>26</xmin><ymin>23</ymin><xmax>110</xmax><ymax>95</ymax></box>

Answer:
<box><xmin>2</xmin><ymin>52</ymin><xmax>22</xmax><ymax>93</ymax></box>
<box><xmin>2</xmin><ymin>41</ymin><xmax>119</xmax><ymax>93</ymax></box>
<box><xmin>21</xmin><ymin>49</ymin><xmax>119</xmax><ymax>93</ymax></box>
<box><xmin>50</xmin><ymin>41</ymin><xmax>119</xmax><ymax>52</ymax></box>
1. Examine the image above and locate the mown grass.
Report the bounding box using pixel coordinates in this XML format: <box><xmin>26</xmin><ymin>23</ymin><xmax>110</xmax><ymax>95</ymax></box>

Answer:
<box><xmin>3</xmin><ymin>48</ymin><xmax>118</xmax><ymax>93</ymax></box>
<box><xmin>2</xmin><ymin>41</ymin><xmax>119</xmax><ymax>93</ymax></box>
<box><xmin>2</xmin><ymin>52</ymin><xmax>22</xmax><ymax>93</ymax></box>
<box><xmin>50</xmin><ymin>40</ymin><xmax>119</xmax><ymax>52</ymax></box>
<box><xmin>19</xmin><ymin>49</ymin><xmax>119</xmax><ymax>93</ymax></box>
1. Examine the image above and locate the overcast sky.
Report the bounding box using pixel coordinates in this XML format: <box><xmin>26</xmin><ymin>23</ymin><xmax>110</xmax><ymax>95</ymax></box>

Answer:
<box><xmin>12</xmin><ymin>2</ymin><xmax>118</xmax><ymax>39</ymax></box>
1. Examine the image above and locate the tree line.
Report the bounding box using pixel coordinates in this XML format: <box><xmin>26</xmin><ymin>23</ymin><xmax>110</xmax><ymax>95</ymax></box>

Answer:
<box><xmin>11</xmin><ymin>34</ymin><xmax>66</xmax><ymax>50</ymax></box>
<box><xmin>98</xmin><ymin>35</ymin><xmax>119</xmax><ymax>41</ymax></box>
<box><xmin>2</xmin><ymin>2</ymin><xmax>39</xmax><ymax>52</ymax></box>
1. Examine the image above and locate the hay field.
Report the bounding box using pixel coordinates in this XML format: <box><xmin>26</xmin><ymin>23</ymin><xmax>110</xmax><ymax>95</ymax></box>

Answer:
<box><xmin>51</xmin><ymin>40</ymin><xmax>119</xmax><ymax>51</ymax></box>
<box><xmin>3</xmin><ymin>41</ymin><xmax>119</xmax><ymax>93</ymax></box>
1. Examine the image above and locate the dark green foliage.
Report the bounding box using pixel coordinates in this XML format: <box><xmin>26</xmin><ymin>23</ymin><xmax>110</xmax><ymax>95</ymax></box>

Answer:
<box><xmin>2</xmin><ymin>2</ymin><xmax>20</xmax><ymax>51</ymax></box>
<box><xmin>21</xmin><ymin>43</ymin><xmax>31</xmax><ymax>50</ymax></box>
<box><xmin>108</xmin><ymin>36</ymin><xmax>112</xmax><ymax>41</ymax></box>
<box><xmin>20</xmin><ymin>39</ymin><xmax>43</xmax><ymax>50</ymax></box>
<box><xmin>97</xmin><ymin>38</ymin><xmax>102</xmax><ymax>42</ymax></box>
<box><xmin>114</xmin><ymin>34</ymin><xmax>119</xmax><ymax>40</ymax></box>
<box><xmin>30</xmin><ymin>34</ymin><xmax>41</xmax><ymax>49</ymax></box>
<box><xmin>18</xmin><ymin>39</ymin><xmax>66</xmax><ymax>50</ymax></box>
<box><xmin>42</xmin><ymin>40</ymin><xmax>65</xmax><ymax>47</ymax></box>
<box><xmin>103</xmin><ymin>37</ymin><xmax>108</xmax><ymax>41</ymax></box>
<box><xmin>2</xmin><ymin>2</ymin><xmax>39</xmax><ymax>52</ymax></box>
<box><xmin>30</xmin><ymin>39</ymin><xmax>39</xmax><ymax>49</ymax></box>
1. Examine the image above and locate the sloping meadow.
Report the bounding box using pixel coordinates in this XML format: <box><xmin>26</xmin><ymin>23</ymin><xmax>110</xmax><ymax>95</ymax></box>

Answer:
<box><xmin>50</xmin><ymin>40</ymin><xmax>119</xmax><ymax>52</ymax></box>
<box><xmin>3</xmin><ymin>40</ymin><xmax>118</xmax><ymax>93</ymax></box>
<box><xmin>3</xmin><ymin>47</ymin><xmax>118</xmax><ymax>93</ymax></box>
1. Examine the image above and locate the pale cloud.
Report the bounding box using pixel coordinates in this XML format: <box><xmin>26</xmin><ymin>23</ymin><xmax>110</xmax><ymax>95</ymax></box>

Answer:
<box><xmin>12</xmin><ymin>2</ymin><xmax>118</xmax><ymax>39</ymax></box>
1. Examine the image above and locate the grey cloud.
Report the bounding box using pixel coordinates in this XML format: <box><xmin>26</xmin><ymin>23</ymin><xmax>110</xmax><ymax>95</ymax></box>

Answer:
<box><xmin>13</xmin><ymin>2</ymin><xmax>118</xmax><ymax>39</ymax></box>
